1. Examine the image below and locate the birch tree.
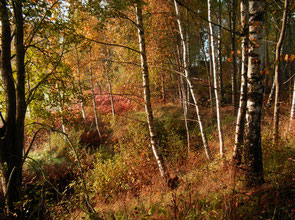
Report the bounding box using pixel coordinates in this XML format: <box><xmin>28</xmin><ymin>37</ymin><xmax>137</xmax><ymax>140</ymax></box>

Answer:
<box><xmin>174</xmin><ymin>0</ymin><xmax>211</xmax><ymax>160</ymax></box>
<box><xmin>89</xmin><ymin>48</ymin><xmax>102</xmax><ymax>138</ymax></box>
<box><xmin>135</xmin><ymin>1</ymin><xmax>169</xmax><ymax>179</ymax></box>
<box><xmin>230</xmin><ymin>0</ymin><xmax>238</xmax><ymax>113</ymax></box>
<box><xmin>208</xmin><ymin>0</ymin><xmax>224</xmax><ymax>157</ymax></box>
<box><xmin>273</xmin><ymin>0</ymin><xmax>289</xmax><ymax>143</ymax></box>
<box><xmin>244</xmin><ymin>0</ymin><xmax>264</xmax><ymax>187</ymax></box>
<box><xmin>74</xmin><ymin>45</ymin><xmax>87</xmax><ymax>125</ymax></box>
<box><xmin>103</xmin><ymin>48</ymin><xmax>115</xmax><ymax>117</ymax></box>
<box><xmin>217</xmin><ymin>0</ymin><xmax>224</xmax><ymax>104</ymax></box>
<box><xmin>233</xmin><ymin>0</ymin><xmax>248</xmax><ymax>165</ymax></box>
<box><xmin>290</xmin><ymin>79</ymin><xmax>295</xmax><ymax>130</ymax></box>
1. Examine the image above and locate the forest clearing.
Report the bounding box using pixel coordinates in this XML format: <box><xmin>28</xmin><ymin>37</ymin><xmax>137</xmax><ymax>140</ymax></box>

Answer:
<box><xmin>0</xmin><ymin>0</ymin><xmax>295</xmax><ymax>219</ymax></box>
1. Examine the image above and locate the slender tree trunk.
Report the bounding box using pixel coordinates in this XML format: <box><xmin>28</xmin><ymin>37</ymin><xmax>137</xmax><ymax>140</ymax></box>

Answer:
<box><xmin>136</xmin><ymin>2</ymin><xmax>169</xmax><ymax>179</ymax></box>
<box><xmin>107</xmin><ymin>78</ymin><xmax>115</xmax><ymax>117</ymax></box>
<box><xmin>290</xmin><ymin>79</ymin><xmax>295</xmax><ymax>130</ymax></box>
<box><xmin>264</xmin><ymin>26</ymin><xmax>270</xmax><ymax>95</ymax></box>
<box><xmin>273</xmin><ymin>0</ymin><xmax>288</xmax><ymax>144</ymax></box>
<box><xmin>287</xmin><ymin>14</ymin><xmax>292</xmax><ymax>102</ymax></box>
<box><xmin>233</xmin><ymin>0</ymin><xmax>248</xmax><ymax>165</ymax></box>
<box><xmin>74</xmin><ymin>45</ymin><xmax>87</xmax><ymax>125</ymax></box>
<box><xmin>175</xmin><ymin>44</ymin><xmax>191</xmax><ymax>155</ymax></box>
<box><xmin>266</xmin><ymin>79</ymin><xmax>275</xmax><ymax>107</ymax></box>
<box><xmin>231</xmin><ymin>0</ymin><xmax>238</xmax><ymax>113</ymax></box>
<box><xmin>244</xmin><ymin>0</ymin><xmax>264</xmax><ymax>187</ymax></box>
<box><xmin>161</xmin><ymin>74</ymin><xmax>166</xmax><ymax>104</ymax></box>
<box><xmin>208</xmin><ymin>0</ymin><xmax>224</xmax><ymax>157</ymax></box>
<box><xmin>103</xmin><ymin>49</ymin><xmax>115</xmax><ymax>116</ymax></box>
<box><xmin>174</xmin><ymin>45</ymin><xmax>183</xmax><ymax>106</ymax></box>
<box><xmin>89</xmin><ymin>48</ymin><xmax>102</xmax><ymax>138</ymax></box>
<box><xmin>56</xmin><ymin>83</ymin><xmax>66</xmax><ymax>134</ymax></box>
<box><xmin>201</xmin><ymin>32</ymin><xmax>214</xmax><ymax>112</ymax></box>
<box><xmin>59</xmin><ymin>106</ymin><xmax>66</xmax><ymax>134</ymax></box>
<box><xmin>180</xmin><ymin>76</ymin><xmax>190</xmax><ymax>155</ymax></box>
<box><xmin>174</xmin><ymin>0</ymin><xmax>211</xmax><ymax>160</ymax></box>
<box><xmin>218</xmin><ymin>0</ymin><xmax>224</xmax><ymax>104</ymax></box>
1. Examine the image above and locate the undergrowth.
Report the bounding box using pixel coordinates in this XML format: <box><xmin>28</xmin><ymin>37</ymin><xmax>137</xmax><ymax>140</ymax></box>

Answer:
<box><xmin>20</xmin><ymin>104</ymin><xmax>295</xmax><ymax>219</ymax></box>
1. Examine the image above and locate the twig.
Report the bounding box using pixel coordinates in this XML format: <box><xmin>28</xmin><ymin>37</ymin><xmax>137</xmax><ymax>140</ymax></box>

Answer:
<box><xmin>0</xmin><ymin>112</ymin><xmax>5</xmax><ymax>125</ymax></box>
<box><xmin>25</xmin><ymin>123</ymin><xmax>97</xmax><ymax>215</ymax></box>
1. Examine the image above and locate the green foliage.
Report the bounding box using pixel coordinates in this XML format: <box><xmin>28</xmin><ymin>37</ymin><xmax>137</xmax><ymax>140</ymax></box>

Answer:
<box><xmin>86</xmin><ymin>153</ymin><xmax>129</xmax><ymax>201</ymax></box>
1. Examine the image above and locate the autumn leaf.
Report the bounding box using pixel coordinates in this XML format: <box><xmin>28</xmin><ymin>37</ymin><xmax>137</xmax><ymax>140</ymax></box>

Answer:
<box><xmin>264</xmin><ymin>68</ymin><xmax>269</xmax><ymax>75</ymax></box>
<box><xmin>289</xmin><ymin>54</ymin><xmax>295</xmax><ymax>63</ymax></box>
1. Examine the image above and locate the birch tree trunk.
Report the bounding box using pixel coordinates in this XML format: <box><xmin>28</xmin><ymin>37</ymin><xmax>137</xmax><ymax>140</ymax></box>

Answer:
<box><xmin>290</xmin><ymin>79</ymin><xmax>295</xmax><ymax>130</ymax></box>
<box><xmin>180</xmin><ymin>76</ymin><xmax>190</xmax><ymax>155</ymax></box>
<box><xmin>231</xmin><ymin>0</ymin><xmax>238</xmax><ymax>113</ymax></box>
<box><xmin>174</xmin><ymin>0</ymin><xmax>211</xmax><ymax>160</ymax></box>
<box><xmin>161</xmin><ymin>74</ymin><xmax>166</xmax><ymax>104</ymax></box>
<box><xmin>104</xmin><ymin>49</ymin><xmax>115</xmax><ymax>116</ymax></box>
<box><xmin>89</xmin><ymin>48</ymin><xmax>102</xmax><ymax>138</ymax></box>
<box><xmin>244</xmin><ymin>0</ymin><xmax>264</xmax><ymax>187</ymax></box>
<box><xmin>201</xmin><ymin>32</ymin><xmax>214</xmax><ymax>112</ymax></box>
<box><xmin>264</xmin><ymin>26</ymin><xmax>270</xmax><ymax>95</ymax></box>
<box><xmin>273</xmin><ymin>0</ymin><xmax>288</xmax><ymax>144</ymax></box>
<box><xmin>175</xmin><ymin>44</ymin><xmax>191</xmax><ymax>155</ymax></box>
<box><xmin>266</xmin><ymin>80</ymin><xmax>275</xmax><ymax>107</ymax></box>
<box><xmin>74</xmin><ymin>45</ymin><xmax>87</xmax><ymax>125</ymax></box>
<box><xmin>218</xmin><ymin>0</ymin><xmax>224</xmax><ymax>103</ymax></box>
<box><xmin>208</xmin><ymin>0</ymin><xmax>224</xmax><ymax>157</ymax></box>
<box><xmin>136</xmin><ymin>2</ymin><xmax>169</xmax><ymax>179</ymax></box>
<box><xmin>107</xmin><ymin>77</ymin><xmax>115</xmax><ymax>117</ymax></box>
<box><xmin>233</xmin><ymin>0</ymin><xmax>248</xmax><ymax>165</ymax></box>
<box><xmin>56</xmin><ymin>83</ymin><xmax>66</xmax><ymax>134</ymax></box>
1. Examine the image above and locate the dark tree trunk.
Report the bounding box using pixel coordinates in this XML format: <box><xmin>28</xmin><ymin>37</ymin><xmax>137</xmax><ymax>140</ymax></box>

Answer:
<box><xmin>0</xmin><ymin>0</ymin><xmax>25</xmax><ymax>217</ymax></box>
<box><xmin>231</xmin><ymin>0</ymin><xmax>238</xmax><ymax>113</ymax></box>
<box><xmin>273</xmin><ymin>0</ymin><xmax>288</xmax><ymax>143</ymax></box>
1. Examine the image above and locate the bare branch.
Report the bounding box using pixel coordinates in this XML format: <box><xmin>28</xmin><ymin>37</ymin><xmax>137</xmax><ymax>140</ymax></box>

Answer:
<box><xmin>83</xmin><ymin>36</ymin><xmax>141</xmax><ymax>54</ymax></box>
<box><xmin>174</xmin><ymin>0</ymin><xmax>242</xmax><ymax>36</ymax></box>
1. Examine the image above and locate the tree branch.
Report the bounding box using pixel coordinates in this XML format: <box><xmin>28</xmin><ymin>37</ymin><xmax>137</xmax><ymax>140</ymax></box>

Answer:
<box><xmin>174</xmin><ymin>0</ymin><xmax>242</xmax><ymax>36</ymax></box>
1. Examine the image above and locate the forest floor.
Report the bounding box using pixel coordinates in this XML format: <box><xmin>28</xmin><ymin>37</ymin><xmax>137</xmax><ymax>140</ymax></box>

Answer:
<box><xmin>21</xmin><ymin>100</ymin><xmax>295</xmax><ymax>219</ymax></box>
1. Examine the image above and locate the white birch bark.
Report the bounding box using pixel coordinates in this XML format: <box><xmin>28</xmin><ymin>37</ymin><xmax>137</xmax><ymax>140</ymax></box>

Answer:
<box><xmin>201</xmin><ymin>32</ymin><xmax>214</xmax><ymax>112</ymax></box>
<box><xmin>231</xmin><ymin>0</ymin><xmax>238</xmax><ymax>113</ymax></box>
<box><xmin>244</xmin><ymin>0</ymin><xmax>264</xmax><ymax>186</ymax></box>
<box><xmin>56</xmin><ymin>83</ymin><xmax>66</xmax><ymax>134</ymax></box>
<box><xmin>273</xmin><ymin>0</ymin><xmax>288</xmax><ymax>143</ymax></box>
<box><xmin>136</xmin><ymin>2</ymin><xmax>168</xmax><ymax>179</ymax></box>
<box><xmin>180</xmin><ymin>76</ymin><xmax>190</xmax><ymax>155</ymax></box>
<box><xmin>74</xmin><ymin>45</ymin><xmax>87</xmax><ymax>125</ymax></box>
<box><xmin>104</xmin><ymin>49</ymin><xmax>115</xmax><ymax>117</ymax></box>
<box><xmin>208</xmin><ymin>0</ymin><xmax>224</xmax><ymax>157</ymax></box>
<box><xmin>107</xmin><ymin>78</ymin><xmax>115</xmax><ymax>117</ymax></box>
<box><xmin>174</xmin><ymin>0</ymin><xmax>211</xmax><ymax>160</ymax></box>
<box><xmin>233</xmin><ymin>0</ymin><xmax>248</xmax><ymax>165</ymax></box>
<box><xmin>266</xmin><ymin>79</ymin><xmax>275</xmax><ymax>107</ymax></box>
<box><xmin>217</xmin><ymin>0</ymin><xmax>224</xmax><ymax>103</ymax></box>
<box><xmin>175</xmin><ymin>44</ymin><xmax>191</xmax><ymax>155</ymax></box>
<box><xmin>89</xmin><ymin>48</ymin><xmax>102</xmax><ymax>138</ymax></box>
<box><xmin>290</xmin><ymin>79</ymin><xmax>295</xmax><ymax>130</ymax></box>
